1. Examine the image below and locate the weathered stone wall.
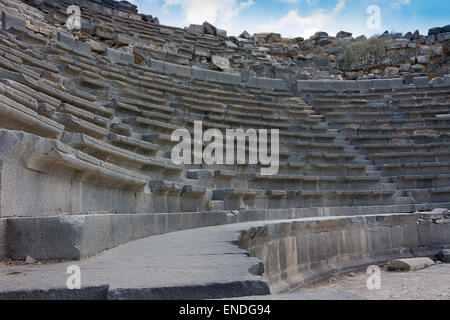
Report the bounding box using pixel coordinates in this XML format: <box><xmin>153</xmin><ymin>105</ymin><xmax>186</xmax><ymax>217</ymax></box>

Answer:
<box><xmin>0</xmin><ymin>130</ymin><xmax>149</xmax><ymax>218</ymax></box>
<box><xmin>13</xmin><ymin>0</ymin><xmax>449</xmax><ymax>81</ymax></box>
<box><xmin>296</xmin><ymin>75</ymin><xmax>450</xmax><ymax>93</ymax></box>
<box><xmin>0</xmin><ymin>219</ymin><xmax>6</xmax><ymax>259</ymax></box>
<box><xmin>236</xmin><ymin>212</ymin><xmax>450</xmax><ymax>294</ymax></box>
<box><xmin>147</xmin><ymin>58</ymin><xmax>288</xmax><ymax>90</ymax></box>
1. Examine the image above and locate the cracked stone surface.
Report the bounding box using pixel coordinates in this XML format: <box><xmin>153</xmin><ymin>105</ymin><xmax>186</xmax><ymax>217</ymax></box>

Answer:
<box><xmin>0</xmin><ymin>222</ymin><xmax>266</xmax><ymax>295</ymax></box>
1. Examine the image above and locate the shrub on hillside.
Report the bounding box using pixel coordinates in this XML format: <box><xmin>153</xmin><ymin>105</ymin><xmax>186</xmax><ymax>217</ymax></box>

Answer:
<box><xmin>341</xmin><ymin>38</ymin><xmax>387</xmax><ymax>64</ymax></box>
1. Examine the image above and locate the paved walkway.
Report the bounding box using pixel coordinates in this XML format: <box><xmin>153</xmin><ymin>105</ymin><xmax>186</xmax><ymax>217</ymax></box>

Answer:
<box><xmin>2</xmin><ymin>214</ymin><xmax>444</xmax><ymax>300</ymax></box>
<box><xmin>0</xmin><ymin>221</ymin><xmax>272</xmax><ymax>299</ymax></box>
<box><xmin>0</xmin><ymin>215</ymin><xmax>367</xmax><ymax>300</ymax></box>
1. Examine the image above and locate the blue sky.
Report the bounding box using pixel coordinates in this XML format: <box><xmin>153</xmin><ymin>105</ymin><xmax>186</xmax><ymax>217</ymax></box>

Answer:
<box><xmin>129</xmin><ymin>0</ymin><xmax>449</xmax><ymax>38</ymax></box>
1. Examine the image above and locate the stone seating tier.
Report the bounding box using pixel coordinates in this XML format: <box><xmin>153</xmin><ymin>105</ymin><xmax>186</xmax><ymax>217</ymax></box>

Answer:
<box><xmin>299</xmin><ymin>80</ymin><xmax>450</xmax><ymax>212</ymax></box>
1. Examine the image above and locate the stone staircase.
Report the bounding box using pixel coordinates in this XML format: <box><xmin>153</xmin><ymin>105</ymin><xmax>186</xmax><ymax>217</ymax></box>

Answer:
<box><xmin>300</xmin><ymin>81</ymin><xmax>450</xmax><ymax>209</ymax></box>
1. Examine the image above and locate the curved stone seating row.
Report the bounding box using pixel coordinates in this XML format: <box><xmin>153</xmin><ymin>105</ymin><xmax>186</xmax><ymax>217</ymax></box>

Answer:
<box><xmin>0</xmin><ymin>91</ymin><xmax>63</xmax><ymax>138</ymax></box>
<box><xmin>305</xmin><ymin>86</ymin><xmax>450</xmax><ymax>100</ymax></box>
<box><xmin>247</xmin><ymin>174</ymin><xmax>392</xmax><ymax>191</ymax></box>
<box><xmin>212</xmin><ymin>188</ymin><xmax>400</xmax><ymax>210</ymax></box>
<box><xmin>380</xmin><ymin>161</ymin><xmax>450</xmax><ymax>176</ymax></box>
<box><xmin>297</xmin><ymin>77</ymin><xmax>450</xmax><ymax>93</ymax></box>
<box><xmin>0</xmin><ymin>22</ymin><xmax>427</xmax><ymax>217</ymax></box>
<box><xmin>0</xmin><ymin>25</ymin><xmax>310</xmax><ymax>217</ymax></box>
<box><xmin>300</xmin><ymin>79</ymin><xmax>450</xmax><ymax>208</ymax></box>
<box><xmin>10</xmin><ymin>46</ymin><xmax>392</xmax><ymax>206</ymax></box>
<box><xmin>0</xmin><ymin>31</ymin><xmax>197</xmax><ymax>216</ymax></box>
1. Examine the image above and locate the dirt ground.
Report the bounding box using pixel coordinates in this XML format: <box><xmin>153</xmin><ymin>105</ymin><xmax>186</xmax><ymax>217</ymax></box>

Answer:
<box><xmin>299</xmin><ymin>263</ymin><xmax>450</xmax><ymax>300</ymax></box>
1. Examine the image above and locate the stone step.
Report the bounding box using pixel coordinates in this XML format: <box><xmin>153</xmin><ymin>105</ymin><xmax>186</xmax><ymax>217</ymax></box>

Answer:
<box><xmin>348</xmin><ymin>133</ymin><xmax>450</xmax><ymax>144</ymax></box>
<box><xmin>367</xmin><ymin>171</ymin><xmax>382</xmax><ymax>177</ymax></box>
<box><xmin>391</xmin><ymin>174</ymin><xmax>450</xmax><ymax>190</ymax></box>
<box><xmin>53</xmin><ymin>112</ymin><xmax>108</xmax><ymax>139</ymax></box>
<box><xmin>379</xmin><ymin>161</ymin><xmax>450</xmax><ymax>176</ymax></box>
<box><xmin>343</xmin><ymin>124</ymin><xmax>450</xmax><ymax>134</ymax></box>
<box><xmin>247</xmin><ymin>174</ymin><xmax>393</xmax><ymax>191</ymax></box>
<box><xmin>125</xmin><ymin>117</ymin><xmax>180</xmax><ymax>134</ymax></box>
<box><xmin>107</xmin><ymin>133</ymin><xmax>159</xmax><ymax>155</ymax></box>
<box><xmin>60</xmin><ymin>132</ymin><xmax>178</xmax><ymax>173</ymax></box>
<box><xmin>373</xmin><ymin>150</ymin><xmax>450</xmax><ymax>164</ymax></box>
<box><xmin>406</xmin><ymin>187</ymin><xmax>450</xmax><ymax>204</ymax></box>
<box><xmin>0</xmin><ymin>91</ymin><xmax>64</xmax><ymax>139</ymax></box>
<box><xmin>26</xmin><ymin>136</ymin><xmax>149</xmax><ymax>191</ymax></box>
<box><xmin>58</xmin><ymin>102</ymin><xmax>109</xmax><ymax>129</ymax></box>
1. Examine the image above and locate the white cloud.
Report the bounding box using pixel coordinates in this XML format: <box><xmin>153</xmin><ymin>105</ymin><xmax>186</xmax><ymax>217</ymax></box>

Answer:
<box><xmin>333</xmin><ymin>0</ymin><xmax>345</xmax><ymax>14</ymax></box>
<box><xmin>163</xmin><ymin>0</ymin><xmax>254</xmax><ymax>30</ymax></box>
<box><xmin>390</xmin><ymin>0</ymin><xmax>411</xmax><ymax>9</ymax></box>
<box><xmin>282</xmin><ymin>0</ymin><xmax>300</xmax><ymax>3</ymax></box>
<box><xmin>281</xmin><ymin>0</ymin><xmax>317</xmax><ymax>4</ymax></box>
<box><xmin>256</xmin><ymin>0</ymin><xmax>346</xmax><ymax>38</ymax></box>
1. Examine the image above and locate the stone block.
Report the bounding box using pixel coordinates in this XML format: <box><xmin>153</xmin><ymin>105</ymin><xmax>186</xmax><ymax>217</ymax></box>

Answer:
<box><xmin>372</xmin><ymin>79</ymin><xmax>391</xmax><ymax>90</ymax></box>
<box><xmin>57</xmin><ymin>31</ymin><xmax>77</xmax><ymax>47</ymax></box>
<box><xmin>6</xmin><ymin>215</ymin><xmax>86</xmax><ymax>260</ymax></box>
<box><xmin>356</xmin><ymin>79</ymin><xmax>373</xmax><ymax>90</ymax></box>
<box><xmin>296</xmin><ymin>80</ymin><xmax>311</xmax><ymax>91</ymax></box>
<box><xmin>76</xmin><ymin>41</ymin><xmax>92</xmax><ymax>55</ymax></box>
<box><xmin>344</xmin><ymin>80</ymin><xmax>358</xmax><ymax>91</ymax></box>
<box><xmin>387</xmin><ymin>258</ymin><xmax>435</xmax><ymax>271</ymax></box>
<box><xmin>439</xmin><ymin>249</ymin><xmax>450</xmax><ymax>263</ymax></box>
<box><xmin>445</xmin><ymin>75</ymin><xmax>450</xmax><ymax>86</ymax></box>
<box><xmin>192</xmin><ymin>67</ymin><xmax>206</xmax><ymax>81</ymax></box>
<box><xmin>186</xmin><ymin>24</ymin><xmax>203</xmax><ymax>36</ymax></box>
<box><xmin>216</xmin><ymin>29</ymin><xmax>227</xmax><ymax>38</ymax></box>
<box><xmin>329</xmin><ymin>80</ymin><xmax>346</xmax><ymax>91</ymax></box>
<box><xmin>429</xmin><ymin>77</ymin><xmax>446</xmax><ymax>87</ymax></box>
<box><xmin>417</xmin><ymin>220</ymin><xmax>439</xmax><ymax>247</ymax></box>
<box><xmin>228</xmin><ymin>73</ymin><xmax>242</xmax><ymax>84</ymax></box>
<box><xmin>310</xmin><ymin>81</ymin><xmax>330</xmax><ymax>90</ymax></box>
<box><xmin>212</xmin><ymin>55</ymin><xmax>231</xmax><ymax>71</ymax></box>
<box><xmin>149</xmin><ymin>59</ymin><xmax>164</xmax><ymax>72</ymax></box>
<box><xmin>436</xmin><ymin>32</ymin><xmax>450</xmax><ymax>42</ymax></box>
<box><xmin>247</xmin><ymin>76</ymin><xmax>258</xmax><ymax>87</ymax></box>
<box><xmin>121</xmin><ymin>51</ymin><xmax>134</xmax><ymax>64</ymax></box>
<box><xmin>417</xmin><ymin>55</ymin><xmax>430</xmax><ymax>64</ymax></box>
<box><xmin>272</xmin><ymin>79</ymin><xmax>286</xmax><ymax>90</ymax></box>
<box><xmin>0</xmin><ymin>219</ymin><xmax>6</xmax><ymax>259</ymax></box>
<box><xmin>258</xmin><ymin>77</ymin><xmax>272</xmax><ymax>90</ymax></box>
<box><xmin>164</xmin><ymin>62</ymin><xmax>192</xmax><ymax>77</ymax></box>
<box><xmin>413</xmin><ymin>76</ymin><xmax>429</xmax><ymax>88</ymax></box>
<box><xmin>428</xmin><ymin>27</ymin><xmax>442</xmax><ymax>35</ymax></box>
<box><xmin>1</xmin><ymin>11</ymin><xmax>26</xmax><ymax>32</ymax></box>
<box><xmin>436</xmin><ymin>221</ymin><xmax>450</xmax><ymax>245</ymax></box>
<box><xmin>105</xmin><ymin>47</ymin><xmax>122</xmax><ymax>63</ymax></box>
<box><xmin>113</xmin><ymin>33</ymin><xmax>134</xmax><ymax>46</ymax></box>
<box><xmin>205</xmin><ymin>70</ymin><xmax>225</xmax><ymax>83</ymax></box>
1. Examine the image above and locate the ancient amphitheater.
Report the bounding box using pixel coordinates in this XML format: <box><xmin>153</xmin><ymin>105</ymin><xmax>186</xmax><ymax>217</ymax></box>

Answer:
<box><xmin>0</xmin><ymin>0</ymin><xmax>449</xmax><ymax>300</ymax></box>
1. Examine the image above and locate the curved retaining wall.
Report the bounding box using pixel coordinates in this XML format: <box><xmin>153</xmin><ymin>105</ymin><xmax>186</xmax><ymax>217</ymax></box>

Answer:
<box><xmin>296</xmin><ymin>75</ymin><xmax>450</xmax><ymax>92</ymax></box>
<box><xmin>148</xmin><ymin>58</ymin><xmax>288</xmax><ymax>90</ymax></box>
<box><xmin>235</xmin><ymin>211</ymin><xmax>450</xmax><ymax>294</ymax></box>
<box><xmin>148</xmin><ymin>56</ymin><xmax>449</xmax><ymax>93</ymax></box>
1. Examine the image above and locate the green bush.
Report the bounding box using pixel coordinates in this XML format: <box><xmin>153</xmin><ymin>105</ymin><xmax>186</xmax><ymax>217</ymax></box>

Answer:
<box><xmin>341</xmin><ymin>38</ymin><xmax>387</xmax><ymax>64</ymax></box>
